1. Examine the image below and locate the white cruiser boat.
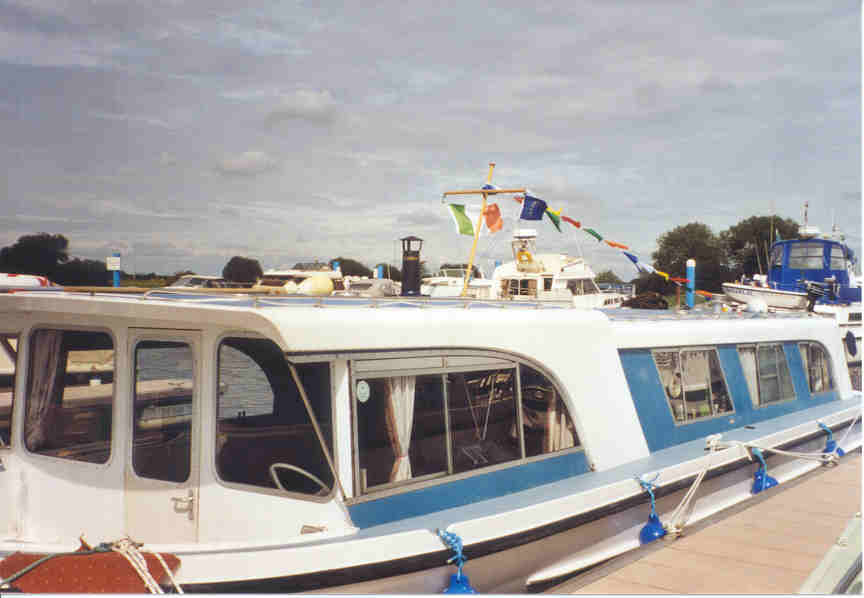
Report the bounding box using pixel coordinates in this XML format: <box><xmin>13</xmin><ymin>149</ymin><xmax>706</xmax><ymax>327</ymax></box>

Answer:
<box><xmin>491</xmin><ymin>229</ymin><xmax>634</xmax><ymax>307</ymax></box>
<box><xmin>421</xmin><ymin>267</ymin><xmax>494</xmax><ymax>299</ymax></box>
<box><xmin>0</xmin><ymin>287</ymin><xmax>859</xmax><ymax>592</ymax></box>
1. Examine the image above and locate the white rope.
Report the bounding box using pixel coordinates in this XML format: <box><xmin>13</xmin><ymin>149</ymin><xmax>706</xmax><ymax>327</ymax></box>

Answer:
<box><xmin>663</xmin><ymin>434</ymin><xmax>721</xmax><ymax>537</ymax></box>
<box><xmin>838</xmin><ymin>413</ymin><xmax>862</xmax><ymax>447</ymax></box>
<box><xmin>153</xmin><ymin>550</ymin><xmax>184</xmax><ymax>594</ymax></box>
<box><xmin>111</xmin><ymin>538</ymin><xmax>164</xmax><ymax>594</ymax></box>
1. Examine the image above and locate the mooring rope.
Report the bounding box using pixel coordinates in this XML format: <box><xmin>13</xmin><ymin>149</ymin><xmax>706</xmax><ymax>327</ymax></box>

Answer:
<box><xmin>663</xmin><ymin>433</ymin><xmax>722</xmax><ymax>537</ymax></box>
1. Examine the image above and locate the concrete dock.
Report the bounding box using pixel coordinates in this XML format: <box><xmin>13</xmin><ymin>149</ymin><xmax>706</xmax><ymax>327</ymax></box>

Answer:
<box><xmin>549</xmin><ymin>453</ymin><xmax>861</xmax><ymax>594</ymax></box>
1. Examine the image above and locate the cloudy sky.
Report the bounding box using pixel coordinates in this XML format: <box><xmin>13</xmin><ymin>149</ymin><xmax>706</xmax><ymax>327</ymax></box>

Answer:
<box><xmin>1</xmin><ymin>1</ymin><xmax>860</xmax><ymax>279</ymax></box>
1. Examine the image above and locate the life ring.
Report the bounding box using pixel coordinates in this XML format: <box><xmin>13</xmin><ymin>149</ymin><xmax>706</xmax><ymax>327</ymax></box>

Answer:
<box><xmin>517</xmin><ymin>251</ymin><xmax>532</xmax><ymax>263</ymax></box>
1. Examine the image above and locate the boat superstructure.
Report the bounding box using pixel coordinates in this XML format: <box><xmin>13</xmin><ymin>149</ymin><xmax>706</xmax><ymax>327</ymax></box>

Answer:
<box><xmin>491</xmin><ymin>229</ymin><xmax>634</xmax><ymax>307</ymax></box>
<box><xmin>421</xmin><ymin>267</ymin><xmax>493</xmax><ymax>299</ymax></box>
<box><xmin>254</xmin><ymin>263</ymin><xmax>345</xmax><ymax>295</ymax></box>
<box><xmin>0</xmin><ymin>289</ymin><xmax>859</xmax><ymax>592</ymax></box>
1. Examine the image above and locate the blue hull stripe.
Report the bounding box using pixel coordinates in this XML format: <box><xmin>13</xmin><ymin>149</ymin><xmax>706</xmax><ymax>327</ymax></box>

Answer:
<box><xmin>347</xmin><ymin>451</ymin><xmax>589</xmax><ymax>528</ymax></box>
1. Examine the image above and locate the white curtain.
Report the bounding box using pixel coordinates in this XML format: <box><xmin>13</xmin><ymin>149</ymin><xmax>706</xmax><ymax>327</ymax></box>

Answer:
<box><xmin>385</xmin><ymin>376</ymin><xmax>416</xmax><ymax>482</ymax></box>
<box><xmin>739</xmin><ymin>347</ymin><xmax>760</xmax><ymax>406</ymax></box>
<box><xmin>25</xmin><ymin>330</ymin><xmax>65</xmax><ymax>451</ymax></box>
<box><xmin>546</xmin><ymin>398</ymin><xmax>575</xmax><ymax>452</ymax></box>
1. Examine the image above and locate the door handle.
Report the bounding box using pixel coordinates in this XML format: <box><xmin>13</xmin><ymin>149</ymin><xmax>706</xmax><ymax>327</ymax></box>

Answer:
<box><xmin>171</xmin><ymin>489</ymin><xmax>195</xmax><ymax>520</ymax></box>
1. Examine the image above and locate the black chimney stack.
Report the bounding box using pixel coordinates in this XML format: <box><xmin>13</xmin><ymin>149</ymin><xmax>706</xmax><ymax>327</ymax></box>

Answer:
<box><xmin>400</xmin><ymin>236</ymin><xmax>423</xmax><ymax>296</ymax></box>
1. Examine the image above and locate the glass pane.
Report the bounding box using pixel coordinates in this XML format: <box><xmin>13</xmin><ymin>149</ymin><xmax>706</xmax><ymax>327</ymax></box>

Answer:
<box><xmin>770</xmin><ymin>246</ymin><xmax>783</xmax><ymax>267</ymax></box>
<box><xmin>757</xmin><ymin>345</ymin><xmax>781</xmax><ymax>403</ymax></box>
<box><xmin>0</xmin><ymin>336</ymin><xmax>16</xmax><ymax>447</ymax></box>
<box><xmin>776</xmin><ymin>346</ymin><xmax>795</xmax><ymax>400</ymax></box>
<box><xmin>680</xmin><ymin>349</ymin><xmax>733</xmax><ymax>420</ymax></box>
<box><xmin>133</xmin><ymin>341</ymin><xmax>193</xmax><ymax>482</ymax></box>
<box><xmin>804</xmin><ymin>343</ymin><xmax>833</xmax><ymax>394</ymax></box>
<box><xmin>520</xmin><ymin>365</ymin><xmax>579</xmax><ymax>456</ymax></box>
<box><xmin>830</xmin><ymin>246</ymin><xmax>846</xmax><ymax>269</ymax></box>
<box><xmin>655</xmin><ymin>351</ymin><xmax>685</xmax><ymax>422</ymax></box>
<box><xmin>788</xmin><ymin>242</ymin><xmax>824</xmax><ymax>269</ymax></box>
<box><xmin>448</xmin><ymin>368</ymin><xmax>520</xmax><ymax>474</ymax></box>
<box><xmin>738</xmin><ymin>347</ymin><xmax>760</xmax><ymax>407</ymax></box>
<box><xmin>215</xmin><ymin>338</ymin><xmax>334</xmax><ymax>496</ymax></box>
<box><xmin>355</xmin><ymin>374</ymin><xmax>447</xmax><ymax>490</ymax></box>
<box><xmin>25</xmin><ymin>330</ymin><xmax>114</xmax><ymax>463</ymax></box>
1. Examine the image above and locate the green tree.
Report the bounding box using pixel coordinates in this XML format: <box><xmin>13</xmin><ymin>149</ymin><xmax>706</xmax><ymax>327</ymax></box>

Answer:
<box><xmin>223</xmin><ymin>256</ymin><xmax>263</xmax><ymax>283</ymax></box>
<box><xmin>330</xmin><ymin>257</ymin><xmax>372</xmax><ymax>278</ymax></box>
<box><xmin>595</xmin><ymin>269</ymin><xmax>623</xmax><ymax>285</ymax></box>
<box><xmin>440</xmin><ymin>263</ymin><xmax>482</xmax><ymax>278</ymax></box>
<box><xmin>373</xmin><ymin>263</ymin><xmax>402</xmax><ymax>281</ymax></box>
<box><xmin>0</xmin><ymin>233</ymin><xmax>69</xmax><ymax>279</ymax></box>
<box><xmin>54</xmin><ymin>258</ymin><xmax>110</xmax><ymax>286</ymax></box>
<box><xmin>652</xmin><ymin>222</ymin><xmax>730</xmax><ymax>292</ymax></box>
<box><xmin>719</xmin><ymin>215</ymin><xmax>799</xmax><ymax>278</ymax></box>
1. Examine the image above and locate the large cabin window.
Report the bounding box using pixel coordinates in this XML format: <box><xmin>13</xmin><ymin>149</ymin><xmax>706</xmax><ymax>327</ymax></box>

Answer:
<box><xmin>738</xmin><ymin>344</ymin><xmax>795</xmax><ymax>406</ymax></box>
<box><xmin>0</xmin><ymin>335</ymin><xmax>17</xmax><ymax>447</ymax></box>
<box><xmin>654</xmin><ymin>348</ymin><xmax>733</xmax><ymax>424</ymax></box>
<box><xmin>788</xmin><ymin>242</ymin><xmax>824</xmax><ymax>270</ymax></box>
<box><xmin>215</xmin><ymin>338</ymin><xmax>335</xmax><ymax>498</ymax></box>
<box><xmin>798</xmin><ymin>342</ymin><xmax>834</xmax><ymax>395</ymax></box>
<box><xmin>133</xmin><ymin>340</ymin><xmax>194</xmax><ymax>482</ymax></box>
<box><xmin>24</xmin><ymin>329</ymin><xmax>115</xmax><ymax>463</ymax></box>
<box><xmin>352</xmin><ymin>354</ymin><xmax>579</xmax><ymax>495</ymax></box>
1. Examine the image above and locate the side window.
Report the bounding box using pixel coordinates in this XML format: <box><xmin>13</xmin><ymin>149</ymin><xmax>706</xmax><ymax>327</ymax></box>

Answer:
<box><xmin>355</xmin><ymin>374</ymin><xmax>447</xmax><ymax>490</ymax></box>
<box><xmin>738</xmin><ymin>344</ymin><xmax>795</xmax><ymax>406</ymax></box>
<box><xmin>798</xmin><ymin>342</ymin><xmax>834</xmax><ymax>395</ymax></box>
<box><xmin>830</xmin><ymin>246</ymin><xmax>846</xmax><ymax>269</ymax></box>
<box><xmin>770</xmin><ymin>246</ymin><xmax>783</xmax><ymax>268</ymax></box>
<box><xmin>25</xmin><ymin>329</ymin><xmax>114</xmax><ymax>463</ymax></box>
<box><xmin>520</xmin><ymin>365</ymin><xmax>579</xmax><ymax>456</ymax></box>
<box><xmin>133</xmin><ymin>341</ymin><xmax>193</xmax><ymax>482</ymax></box>
<box><xmin>353</xmin><ymin>356</ymin><xmax>580</xmax><ymax>495</ymax></box>
<box><xmin>448</xmin><ymin>368</ymin><xmax>519</xmax><ymax>474</ymax></box>
<box><xmin>654</xmin><ymin>348</ymin><xmax>733</xmax><ymax>423</ymax></box>
<box><xmin>0</xmin><ymin>335</ymin><xmax>17</xmax><ymax>447</ymax></box>
<box><xmin>215</xmin><ymin>338</ymin><xmax>334</xmax><ymax>497</ymax></box>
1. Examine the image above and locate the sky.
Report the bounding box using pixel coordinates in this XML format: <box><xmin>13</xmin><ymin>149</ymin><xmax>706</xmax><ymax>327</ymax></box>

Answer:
<box><xmin>0</xmin><ymin>1</ymin><xmax>860</xmax><ymax>279</ymax></box>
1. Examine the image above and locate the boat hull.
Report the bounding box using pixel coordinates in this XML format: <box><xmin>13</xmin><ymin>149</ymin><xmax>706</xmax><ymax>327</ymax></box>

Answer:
<box><xmin>170</xmin><ymin>419</ymin><xmax>861</xmax><ymax>593</ymax></box>
<box><xmin>722</xmin><ymin>282</ymin><xmax>809</xmax><ymax>310</ymax></box>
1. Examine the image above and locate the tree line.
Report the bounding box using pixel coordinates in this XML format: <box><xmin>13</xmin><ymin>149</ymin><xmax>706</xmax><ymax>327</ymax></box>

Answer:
<box><xmin>0</xmin><ymin>214</ymin><xmax>798</xmax><ymax>290</ymax></box>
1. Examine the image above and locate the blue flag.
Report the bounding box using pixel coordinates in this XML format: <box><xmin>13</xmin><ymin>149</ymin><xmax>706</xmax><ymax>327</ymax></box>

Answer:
<box><xmin>519</xmin><ymin>194</ymin><xmax>547</xmax><ymax>220</ymax></box>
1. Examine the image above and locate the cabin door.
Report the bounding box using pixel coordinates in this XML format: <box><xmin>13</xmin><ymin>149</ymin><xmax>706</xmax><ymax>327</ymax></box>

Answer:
<box><xmin>124</xmin><ymin>330</ymin><xmax>201</xmax><ymax>543</ymax></box>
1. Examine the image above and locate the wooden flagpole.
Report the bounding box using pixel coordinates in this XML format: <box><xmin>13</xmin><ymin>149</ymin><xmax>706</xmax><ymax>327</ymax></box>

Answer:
<box><xmin>440</xmin><ymin>164</ymin><xmax>526</xmax><ymax>297</ymax></box>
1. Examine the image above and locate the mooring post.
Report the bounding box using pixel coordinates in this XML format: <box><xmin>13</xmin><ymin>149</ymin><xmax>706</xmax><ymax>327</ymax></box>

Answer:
<box><xmin>686</xmin><ymin>259</ymin><xmax>695</xmax><ymax>308</ymax></box>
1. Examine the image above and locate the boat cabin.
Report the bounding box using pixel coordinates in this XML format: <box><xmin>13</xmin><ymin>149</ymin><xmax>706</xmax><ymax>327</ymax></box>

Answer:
<box><xmin>768</xmin><ymin>237</ymin><xmax>860</xmax><ymax>303</ymax></box>
<box><xmin>0</xmin><ymin>291</ymin><xmax>858</xmax><ymax>592</ymax></box>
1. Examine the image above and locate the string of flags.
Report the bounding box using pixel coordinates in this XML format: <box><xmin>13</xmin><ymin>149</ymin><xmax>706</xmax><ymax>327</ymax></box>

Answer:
<box><xmin>445</xmin><ymin>191</ymin><xmax>709</xmax><ymax>295</ymax></box>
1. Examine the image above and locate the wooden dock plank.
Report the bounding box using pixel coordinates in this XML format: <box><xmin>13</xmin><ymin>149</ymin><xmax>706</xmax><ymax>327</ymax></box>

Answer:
<box><xmin>552</xmin><ymin>454</ymin><xmax>861</xmax><ymax>595</ymax></box>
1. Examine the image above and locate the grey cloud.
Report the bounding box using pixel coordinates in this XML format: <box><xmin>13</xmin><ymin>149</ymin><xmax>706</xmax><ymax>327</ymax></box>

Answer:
<box><xmin>216</xmin><ymin>151</ymin><xmax>278</xmax><ymax>176</ymax></box>
<box><xmin>267</xmin><ymin>89</ymin><xmax>338</xmax><ymax>124</ymax></box>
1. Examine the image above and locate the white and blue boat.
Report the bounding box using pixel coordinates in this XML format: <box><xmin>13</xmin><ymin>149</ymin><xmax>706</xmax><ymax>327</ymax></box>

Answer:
<box><xmin>0</xmin><ymin>286</ymin><xmax>859</xmax><ymax>592</ymax></box>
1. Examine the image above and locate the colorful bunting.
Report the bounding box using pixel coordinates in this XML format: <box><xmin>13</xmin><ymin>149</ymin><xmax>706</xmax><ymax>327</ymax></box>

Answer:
<box><xmin>483</xmin><ymin>203</ymin><xmax>503</xmax><ymax>233</ymax></box>
<box><xmin>562</xmin><ymin>215</ymin><xmax>581</xmax><ymax>228</ymax></box>
<box><xmin>519</xmin><ymin>193</ymin><xmax>547</xmax><ymax>220</ymax></box>
<box><xmin>447</xmin><ymin>204</ymin><xmax>474</xmax><ymax>236</ymax></box>
<box><xmin>545</xmin><ymin>207</ymin><xmax>562</xmax><ymax>232</ymax></box>
<box><xmin>584</xmin><ymin>228</ymin><xmax>603</xmax><ymax>242</ymax></box>
<box><xmin>655</xmin><ymin>270</ymin><xmax>670</xmax><ymax>281</ymax></box>
<box><xmin>605</xmin><ymin>240</ymin><xmax>629</xmax><ymax>250</ymax></box>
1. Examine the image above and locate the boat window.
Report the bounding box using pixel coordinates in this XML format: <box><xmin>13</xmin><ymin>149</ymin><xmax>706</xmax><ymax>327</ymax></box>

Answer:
<box><xmin>215</xmin><ymin>338</ymin><xmax>335</xmax><ymax>497</ymax></box>
<box><xmin>770</xmin><ymin>246</ymin><xmax>783</xmax><ymax>268</ymax></box>
<box><xmin>506</xmin><ymin>279</ymin><xmax>536</xmax><ymax>297</ymax></box>
<box><xmin>798</xmin><ymin>342</ymin><xmax>834</xmax><ymax>395</ymax></box>
<box><xmin>654</xmin><ymin>348</ymin><xmax>733</xmax><ymax>424</ymax></box>
<box><xmin>0</xmin><ymin>335</ymin><xmax>17</xmax><ymax>447</ymax></box>
<box><xmin>24</xmin><ymin>329</ymin><xmax>115</xmax><ymax>463</ymax></box>
<box><xmin>352</xmin><ymin>355</ymin><xmax>580</xmax><ymax>495</ymax></box>
<box><xmin>132</xmin><ymin>341</ymin><xmax>193</xmax><ymax>482</ymax></box>
<box><xmin>788</xmin><ymin>242</ymin><xmax>824</xmax><ymax>270</ymax></box>
<box><xmin>543</xmin><ymin>277</ymin><xmax>553</xmax><ymax>291</ymax></box>
<box><xmin>448</xmin><ymin>368</ymin><xmax>520</xmax><ymax>474</ymax></box>
<box><xmin>738</xmin><ymin>344</ymin><xmax>795</xmax><ymax>406</ymax></box>
<box><xmin>520</xmin><ymin>365</ymin><xmax>579</xmax><ymax>456</ymax></box>
<box><xmin>830</xmin><ymin>246</ymin><xmax>846</xmax><ymax>270</ymax></box>
<box><xmin>355</xmin><ymin>374</ymin><xmax>448</xmax><ymax>490</ymax></box>
<box><xmin>566</xmin><ymin>279</ymin><xmax>599</xmax><ymax>296</ymax></box>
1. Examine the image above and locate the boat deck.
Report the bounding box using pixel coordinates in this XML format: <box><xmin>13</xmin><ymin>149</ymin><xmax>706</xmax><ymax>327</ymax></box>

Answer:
<box><xmin>549</xmin><ymin>452</ymin><xmax>862</xmax><ymax>594</ymax></box>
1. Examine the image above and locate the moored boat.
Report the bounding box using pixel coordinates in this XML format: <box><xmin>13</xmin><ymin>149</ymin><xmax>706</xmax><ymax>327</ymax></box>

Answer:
<box><xmin>0</xmin><ymin>289</ymin><xmax>859</xmax><ymax>592</ymax></box>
